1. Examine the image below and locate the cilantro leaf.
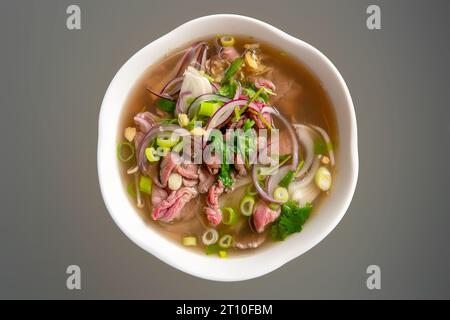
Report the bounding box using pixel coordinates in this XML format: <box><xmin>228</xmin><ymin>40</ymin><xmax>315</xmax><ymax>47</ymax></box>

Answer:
<box><xmin>218</xmin><ymin>163</ymin><xmax>234</xmax><ymax>188</ymax></box>
<box><xmin>271</xmin><ymin>201</ymin><xmax>313</xmax><ymax>241</ymax></box>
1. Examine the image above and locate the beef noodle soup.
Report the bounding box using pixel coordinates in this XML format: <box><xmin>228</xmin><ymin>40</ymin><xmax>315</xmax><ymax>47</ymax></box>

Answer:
<box><xmin>117</xmin><ymin>35</ymin><xmax>337</xmax><ymax>257</ymax></box>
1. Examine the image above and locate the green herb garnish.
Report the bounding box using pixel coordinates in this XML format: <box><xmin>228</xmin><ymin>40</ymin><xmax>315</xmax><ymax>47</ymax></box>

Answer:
<box><xmin>217</xmin><ymin>81</ymin><xmax>237</xmax><ymax>99</ymax></box>
<box><xmin>243</xmin><ymin>119</ymin><xmax>255</xmax><ymax>131</ymax></box>
<box><xmin>221</xmin><ymin>57</ymin><xmax>243</xmax><ymax>84</ymax></box>
<box><xmin>219</xmin><ymin>163</ymin><xmax>234</xmax><ymax>188</ymax></box>
<box><xmin>271</xmin><ymin>201</ymin><xmax>313</xmax><ymax>241</ymax></box>
<box><xmin>156</xmin><ymin>98</ymin><xmax>176</xmax><ymax>113</ymax></box>
<box><xmin>278</xmin><ymin>170</ymin><xmax>295</xmax><ymax>188</ymax></box>
<box><xmin>314</xmin><ymin>138</ymin><xmax>333</xmax><ymax>155</ymax></box>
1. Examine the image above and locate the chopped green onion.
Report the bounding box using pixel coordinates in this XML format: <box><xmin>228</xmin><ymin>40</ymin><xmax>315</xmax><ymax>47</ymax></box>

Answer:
<box><xmin>221</xmin><ymin>57</ymin><xmax>243</xmax><ymax>84</ymax></box>
<box><xmin>314</xmin><ymin>138</ymin><xmax>327</xmax><ymax>155</ymax></box>
<box><xmin>243</xmin><ymin>119</ymin><xmax>255</xmax><ymax>131</ymax></box>
<box><xmin>246</xmin><ymin>184</ymin><xmax>258</xmax><ymax>196</ymax></box>
<box><xmin>222</xmin><ymin>207</ymin><xmax>239</xmax><ymax>225</ymax></box>
<box><xmin>139</xmin><ymin>176</ymin><xmax>152</xmax><ymax>195</ymax></box>
<box><xmin>238</xmin><ymin>88</ymin><xmax>264</xmax><ymax>117</ymax></box>
<box><xmin>117</xmin><ymin>141</ymin><xmax>135</xmax><ymax>162</ymax></box>
<box><xmin>218</xmin><ymin>235</ymin><xmax>233</xmax><ymax>249</ymax></box>
<box><xmin>145</xmin><ymin>147</ymin><xmax>160</xmax><ymax>162</ymax></box>
<box><xmin>248</xmin><ymin>108</ymin><xmax>272</xmax><ymax>130</ymax></box>
<box><xmin>202</xmin><ymin>228</ymin><xmax>219</xmax><ymax>246</ymax></box>
<box><xmin>182</xmin><ymin>236</ymin><xmax>197</xmax><ymax>246</ymax></box>
<box><xmin>315</xmin><ymin>166</ymin><xmax>332</xmax><ymax>191</ymax></box>
<box><xmin>220</xmin><ymin>35</ymin><xmax>235</xmax><ymax>47</ymax></box>
<box><xmin>273</xmin><ymin>187</ymin><xmax>289</xmax><ymax>203</ymax></box>
<box><xmin>240</xmin><ymin>195</ymin><xmax>256</xmax><ymax>216</ymax></box>
<box><xmin>156</xmin><ymin>98</ymin><xmax>176</xmax><ymax>113</ymax></box>
<box><xmin>219</xmin><ymin>250</ymin><xmax>228</xmax><ymax>258</ymax></box>
<box><xmin>279</xmin><ymin>170</ymin><xmax>295</xmax><ymax>188</ymax></box>
<box><xmin>205</xmin><ymin>243</ymin><xmax>220</xmax><ymax>255</ymax></box>
<box><xmin>156</xmin><ymin>146</ymin><xmax>170</xmax><ymax>157</ymax></box>
<box><xmin>156</xmin><ymin>132</ymin><xmax>179</xmax><ymax>148</ymax></box>
<box><xmin>198</xmin><ymin>101</ymin><xmax>221</xmax><ymax>117</ymax></box>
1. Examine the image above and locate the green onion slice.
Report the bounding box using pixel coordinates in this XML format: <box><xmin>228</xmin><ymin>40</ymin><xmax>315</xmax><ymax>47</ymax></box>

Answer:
<box><xmin>222</xmin><ymin>207</ymin><xmax>239</xmax><ymax>225</ymax></box>
<box><xmin>117</xmin><ymin>141</ymin><xmax>135</xmax><ymax>162</ymax></box>
<box><xmin>139</xmin><ymin>176</ymin><xmax>152</xmax><ymax>195</ymax></box>
<box><xmin>240</xmin><ymin>195</ymin><xmax>256</xmax><ymax>216</ymax></box>
<box><xmin>218</xmin><ymin>235</ymin><xmax>233</xmax><ymax>249</ymax></box>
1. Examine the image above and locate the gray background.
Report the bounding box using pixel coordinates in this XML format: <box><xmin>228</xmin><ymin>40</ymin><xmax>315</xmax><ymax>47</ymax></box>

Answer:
<box><xmin>1</xmin><ymin>0</ymin><xmax>449</xmax><ymax>299</ymax></box>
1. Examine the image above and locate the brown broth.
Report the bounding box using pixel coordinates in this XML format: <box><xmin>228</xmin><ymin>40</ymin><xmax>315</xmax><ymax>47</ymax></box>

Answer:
<box><xmin>118</xmin><ymin>36</ymin><xmax>338</xmax><ymax>256</ymax></box>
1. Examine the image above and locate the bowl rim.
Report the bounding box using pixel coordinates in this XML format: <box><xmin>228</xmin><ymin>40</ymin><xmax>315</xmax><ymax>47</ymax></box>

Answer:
<box><xmin>97</xmin><ymin>14</ymin><xmax>358</xmax><ymax>281</ymax></box>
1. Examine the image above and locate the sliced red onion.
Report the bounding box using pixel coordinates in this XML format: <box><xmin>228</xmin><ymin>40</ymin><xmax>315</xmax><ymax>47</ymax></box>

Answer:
<box><xmin>160</xmin><ymin>76</ymin><xmax>183</xmax><ymax>96</ymax></box>
<box><xmin>146</xmin><ymin>87</ymin><xmax>174</xmax><ymax>101</ymax></box>
<box><xmin>251</xmin><ymin>166</ymin><xmax>283</xmax><ymax>204</ymax></box>
<box><xmin>133</xmin><ymin>112</ymin><xmax>157</xmax><ymax>133</ymax></box>
<box><xmin>174</xmin><ymin>41</ymin><xmax>207</xmax><ymax>77</ymax></box>
<box><xmin>266</xmin><ymin>165</ymin><xmax>292</xmax><ymax>197</ymax></box>
<box><xmin>175</xmin><ymin>90</ymin><xmax>192</xmax><ymax>115</ymax></box>
<box><xmin>192</xmin><ymin>43</ymin><xmax>207</xmax><ymax>68</ymax></box>
<box><xmin>264</xmin><ymin>108</ymin><xmax>299</xmax><ymax>169</ymax></box>
<box><xmin>187</xmin><ymin>94</ymin><xmax>231</xmax><ymax>117</ymax></box>
<box><xmin>310</xmin><ymin>124</ymin><xmax>335</xmax><ymax>166</ymax></box>
<box><xmin>260</xmin><ymin>105</ymin><xmax>279</xmax><ymax>115</ymax></box>
<box><xmin>205</xmin><ymin>99</ymin><xmax>248</xmax><ymax>131</ymax></box>
<box><xmin>137</xmin><ymin>125</ymin><xmax>190</xmax><ymax>172</ymax></box>
<box><xmin>290</xmin><ymin>155</ymin><xmax>320</xmax><ymax>189</ymax></box>
<box><xmin>199</xmin><ymin>45</ymin><xmax>208</xmax><ymax>71</ymax></box>
<box><xmin>249</xmin><ymin>109</ymin><xmax>300</xmax><ymax>203</ymax></box>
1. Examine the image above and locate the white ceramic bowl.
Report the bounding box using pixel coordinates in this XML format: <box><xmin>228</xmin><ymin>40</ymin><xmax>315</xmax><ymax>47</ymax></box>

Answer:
<box><xmin>98</xmin><ymin>14</ymin><xmax>358</xmax><ymax>281</ymax></box>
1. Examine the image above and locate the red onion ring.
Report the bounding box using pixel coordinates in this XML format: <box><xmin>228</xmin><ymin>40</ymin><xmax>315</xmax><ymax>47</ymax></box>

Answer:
<box><xmin>175</xmin><ymin>90</ymin><xmax>192</xmax><ymax>115</ymax></box>
<box><xmin>146</xmin><ymin>87</ymin><xmax>174</xmax><ymax>101</ymax></box>
<box><xmin>251</xmin><ymin>166</ymin><xmax>283</xmax><ymax>204</ymax></box>
<box><xmin>160</xmin><ymin>76</ymin><xmax>183</xmax><ymax>96</ymax></box>
<box><xmin>204</xmin><ymin>99</ymin><xmax>249</xmax><ymax>131</ymax></box>
<box><xmin>174</xmin><ymin>41</ymin><xmax>207</xmax><ymax>77</ymax></box>
<box><xmin>264</xmin><ymin>109</ymin><xmax>299</xmax><ymax>169</ymax></box>
<box><xmin>250</xmin><ymin>109</ymin><xmax>300</xmax><ymax>203</ymax></box>
<box><xmin>293</xmin><ymin>124</ymin><xmax>318</xmax><ymax>178</ymax></box>
<box><xmin>200</xmin><ymin>45</ymin><xmax>208</xmax><ymax>71</ymax></box>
